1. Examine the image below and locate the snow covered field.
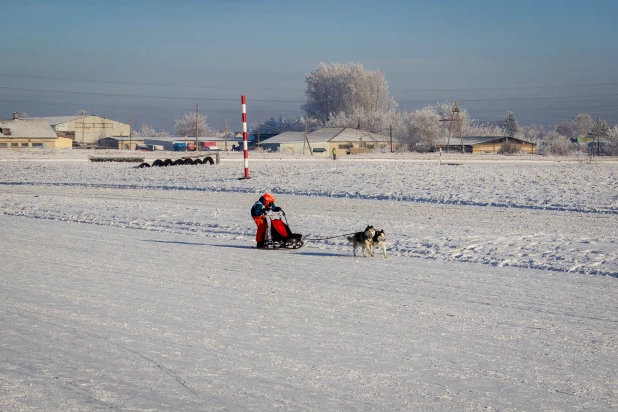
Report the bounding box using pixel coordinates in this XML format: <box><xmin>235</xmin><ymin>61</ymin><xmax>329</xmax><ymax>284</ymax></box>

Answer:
<box><xmin>1</xmin><ymin>150</ymin><xmax>617</xmax><ymax>411</ymax></box>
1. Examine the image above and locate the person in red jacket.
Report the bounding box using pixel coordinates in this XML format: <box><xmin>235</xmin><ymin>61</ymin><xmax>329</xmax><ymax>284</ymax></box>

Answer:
<box><xmin>250</xmin><ymin>193</ymin><xmax>280</xmax><ymax>248</ymax></box>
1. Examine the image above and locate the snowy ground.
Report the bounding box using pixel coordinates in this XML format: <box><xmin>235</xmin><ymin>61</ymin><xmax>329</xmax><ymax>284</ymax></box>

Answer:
<box><xmin>1</xmin><ymin>150</ymin><xmax>617</xmax><ymax>411</ymax></box>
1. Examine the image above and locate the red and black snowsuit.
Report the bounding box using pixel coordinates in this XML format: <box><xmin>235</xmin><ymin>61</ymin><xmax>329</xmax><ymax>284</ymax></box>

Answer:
<box><xmin>251</xmin><ymin>196</ymin><xmax>278</xmax><ymax>245</ymax></box>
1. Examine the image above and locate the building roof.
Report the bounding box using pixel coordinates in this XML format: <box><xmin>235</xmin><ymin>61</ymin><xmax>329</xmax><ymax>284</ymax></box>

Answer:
<box><xmin>34</xmin><ymin>116</ymin><xmax>88</xmax><ymax>126</ymax></box>
<box><xmin>445</xmin><ymin>136</ymin><xmax>535</xmax><ymax>146</ymax></box>
<box><xmin>141</xmin><ymin>136</ymin><xmax>244</xmax><ymax>142</ymax></box>
<box><xmin>260</xmin><ymin>131</ymin><xmax>306</xmax><ymax>144</ymax></box>
<box><xmin>0</xmin><ymin>118</ymin><xmax>58</xmax><ymax>139</ymax></box>
<box><xmin>263</xmin><ymin>128</ymin><xmax>390</xmax><ymax>145</ymax></box>
<box><xmin>322</xmin><ymin>127</ymin><xmax>388</xmax><ymax>142</ymax></box>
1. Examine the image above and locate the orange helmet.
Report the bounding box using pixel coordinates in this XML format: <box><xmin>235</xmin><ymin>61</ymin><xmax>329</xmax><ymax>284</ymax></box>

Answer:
<box><xmin>262</xmin><ymin>193</ymin><xmax>275</xmax><ymax>205</ymax></box>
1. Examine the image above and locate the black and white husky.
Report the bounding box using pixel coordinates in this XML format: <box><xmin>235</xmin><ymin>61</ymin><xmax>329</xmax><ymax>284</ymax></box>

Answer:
<box><xmin>347</xmin><ymin>225</ymin><xmax>376</xmax><ymax>257</ymax></box>
<box><xmin>371</xmin><ymin>229</ymin><xmax>387</xmax><ymax>258</ymax></box>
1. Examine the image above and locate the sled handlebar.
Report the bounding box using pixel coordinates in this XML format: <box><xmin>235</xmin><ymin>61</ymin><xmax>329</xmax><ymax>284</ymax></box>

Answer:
<box><xmin>265</xmin><ymin>209</ymin><xmax>285</xmax><ymax>216</ymax></box>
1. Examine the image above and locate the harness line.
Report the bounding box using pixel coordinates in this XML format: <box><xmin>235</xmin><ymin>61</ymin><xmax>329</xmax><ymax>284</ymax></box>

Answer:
<box><xmin>304</xmin><ymin>232</ymin><xmax>357</xmax><ymax>241</ymax></box>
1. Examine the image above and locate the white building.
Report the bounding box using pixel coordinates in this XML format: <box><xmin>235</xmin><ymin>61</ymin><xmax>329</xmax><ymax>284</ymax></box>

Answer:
<box><xmin>33</xmin><ymin>115</ymin><xmax>131</xmax><ymax>145</ymax></box>
<box><xmin>260</xmin><ymin>127</ymin><xmax>394</xmax><ymax>155</ymax></box>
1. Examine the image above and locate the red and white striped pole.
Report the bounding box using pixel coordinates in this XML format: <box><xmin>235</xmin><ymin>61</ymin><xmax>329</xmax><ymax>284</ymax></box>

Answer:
<box><xmin>241</xmin><ymin>95</ymin><xmax>249</xmax><ymax>179</ymax></box>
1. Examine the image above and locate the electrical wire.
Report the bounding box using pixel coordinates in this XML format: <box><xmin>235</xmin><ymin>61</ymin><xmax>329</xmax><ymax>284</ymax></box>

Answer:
<box><xmin>2</xmin><ymin>71</ymin><xmax>618</xmax><ymax>92</ymax></box>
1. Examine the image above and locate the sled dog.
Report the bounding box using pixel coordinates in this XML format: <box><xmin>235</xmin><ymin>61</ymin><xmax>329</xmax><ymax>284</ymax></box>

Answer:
<box><xmin>347</xmin><ymin>225</ymin><xmax>376</xmax><ymax>257</ymax></box>
<box><xmin>371</xmin><ymin>229</ymin><xmax>388</xmax><ymax>258</ymax></box>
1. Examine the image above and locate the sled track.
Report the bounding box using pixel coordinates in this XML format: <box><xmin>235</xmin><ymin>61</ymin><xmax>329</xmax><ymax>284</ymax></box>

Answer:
<box><xmin>1</xmin><ymin>181</ymin><xmax>616</xmax><ymax>215</ymax></box>
<box><xmin>3</xmin><ymin>207</ymin><xmax>617</xmax><ymax>278</ymax></box>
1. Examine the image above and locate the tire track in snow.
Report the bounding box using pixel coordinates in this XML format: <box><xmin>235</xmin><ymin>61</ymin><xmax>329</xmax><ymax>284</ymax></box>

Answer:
<box><xmin>1</xmin><ymin>181</ymin><xmax>617</xmax><ymax>215</ymax></box>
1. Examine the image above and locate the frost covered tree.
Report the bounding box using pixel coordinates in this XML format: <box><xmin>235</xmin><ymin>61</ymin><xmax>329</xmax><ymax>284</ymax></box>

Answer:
<box><xmin>302</xmin><ymin>62</ymin><xmax>396</xmax><ymax>124</ymax></box>
<box><xmin>555</xmin><ymin>122</ymin><xmax>574</xmax><ymax>139</ymax></box>
<box><xmin>249</xmin><ymin>116</ymin><xmax>320</xmax><ymax>134</ymax></box>
<box><xmin>74</xmin><ymin>109</ymin><xmax>89</xmax><ymax>116</ymax></box>
<box><xmin>520</xmin><ymin>123</ymin><xmax>545</xmax><ymax>141</ymax></box>
<box><xmin>466</xmin><ymin>121</ymin><xmax>504</xmax><ymax>137</ymax></box>
<box><xmin>326</xmin><ymin>107</ymin><xmax>402</xmax><ymax>136</ymax></box>
<box><xmin>134</xmin><ymin>124</ymin><xmax>170</xmax><ymax>137</ymax></box>
<box><xmin>587</xmin><ymin>118</ymin><xmax>610</xmax><ymax>155</ymax></box>
<box><xmin>606</xmin><ymin>125</ymin><xmax>618</xmax><ymax>156</ymax></box>
<box><xmin>398</xmin><ymin>106</ymin><xmax>441</xmax><ymax>151</ymax></box>
<box><xmin>570</xmin><ymin>113</ymin><xmax>592</xmax><ymax>138</ymax></box>
<box><xmin>538</xmin><ymin>131</ymin><xmax>576</xmax><ymax>156</ymax></box>
<box><xmin>174</xmin><ymin>112</ymin><xmax>214</xmax><ymax>137</ymax></box>
<box><xmin>503</xmin><ymin>111</ymin><xmax>519</xmax><ymax>137</ymax></box>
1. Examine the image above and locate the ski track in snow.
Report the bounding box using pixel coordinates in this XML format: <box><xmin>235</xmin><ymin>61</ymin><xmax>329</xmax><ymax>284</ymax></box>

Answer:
<box><xmin>0</xmin><ymin>154</ymin><xmax>616</xmax><ymax>277</ymax></box>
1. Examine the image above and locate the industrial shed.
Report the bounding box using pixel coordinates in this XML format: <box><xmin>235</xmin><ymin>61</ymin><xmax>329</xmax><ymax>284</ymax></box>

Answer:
<box><xmin>260</xmin><ymin>127</ymin><xmax>394</xmax><ymax>155</ymax></box>
<box><xmin>144</xmin><ymin>136</ymin><xmax>243</xmax><ymax>151</ymax></box>
<box><xmin>33</xmin><ymin>115</ymin><xmax>131</xmax><ymax>146</ymax></box>
<box><xmin>0</xmin><ymin>115</ymin><xmax>72</xmax><ymax>150</ymax></box>
<box><xmin>443</xmin><ymin>136</ymin><xmax>536</xmax><ymax>154</ymax></box>
<box><xmin>98</xmin><ymin>136</ymin><xmax>144</xmax><ymax>150</ymax></box>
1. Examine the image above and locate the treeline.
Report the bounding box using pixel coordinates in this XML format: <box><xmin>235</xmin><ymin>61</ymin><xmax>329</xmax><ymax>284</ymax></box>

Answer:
<box><xmin>126</xmin><ymin>62</ymin><xmax>618</xmax><ymax>156</ymax></box>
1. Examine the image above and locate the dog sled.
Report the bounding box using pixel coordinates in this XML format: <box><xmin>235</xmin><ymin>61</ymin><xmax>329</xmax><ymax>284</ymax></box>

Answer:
<box><xmin>263</xmin><ymin>210</ymin><xmax>304</xmax><ymax>249</ymax></box>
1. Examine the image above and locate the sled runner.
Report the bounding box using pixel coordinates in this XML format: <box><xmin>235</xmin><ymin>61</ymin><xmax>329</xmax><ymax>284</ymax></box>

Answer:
<box><xmin>263</xmin><ymin>210</ymin><xmax>304</xmax><ymax>249</ymax></box>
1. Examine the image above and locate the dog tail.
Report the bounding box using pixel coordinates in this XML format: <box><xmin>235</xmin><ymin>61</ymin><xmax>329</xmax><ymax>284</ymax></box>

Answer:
<box><xmin>346</xmin><ymin>236</ymin><xmax>353</xmax><ymax>242</ymax></box>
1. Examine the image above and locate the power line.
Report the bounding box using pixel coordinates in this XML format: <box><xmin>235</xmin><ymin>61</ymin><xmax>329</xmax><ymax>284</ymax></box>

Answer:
<box><xmin>2</xmin><ymin>71</ymin><xmax>618</xmax><ymax>92</ymax></box>
<box><xmin>0</xmin><ymin>99</ymin><xmax>303</xmax><ymax>116</ymax></box>
<box><xmin>0</xmin><ymin>72</ymin><xmax>301</xmax><ymax>92</ymax></box>
<box><xmin>394</xmin><ymin>82</ymin><xmax>618</xmax><ymax>92</ymax></box>
<box><xmin>0</xmin><ymin>86</ymin><xmax>306</xmax><ymax>103</ymax></box>
<box><xmin>4</xmin><ymin>85</ymin><xmax>618</xmax><ymax>106</ymax></box>
<box><xmin>398</xmin><ymin>93</ymin><xmax>618</xmax><ymax>104</ymax></box>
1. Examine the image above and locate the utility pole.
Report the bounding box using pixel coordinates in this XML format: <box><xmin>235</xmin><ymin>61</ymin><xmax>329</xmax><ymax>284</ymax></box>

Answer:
<box><xmin>389</xmin><ymin>125</ymin><xmax>393</xmax><ymax>153</ymax></box>
<box><xmin>596</xmin><ymin>117</ymin><xmax>601</xmax><ymax>156</ymax></box>
<box><xmin>224</xmin><ymin>120</ymin><xmax>228</xmax><ymax>151</ymax></box>
<box><xmin>257</xmin><ymin>119</ymin><xmax>261</xmax><ymax>150</ymax></box>
<box><xmin>303</xmin><ymin>116</ymin><xmax>313</xmax><ymax>155</ymax></box>
<box><xmin>129</xmin><ymin>114</ymin><xmax>133</xmax><ymax>151</ymax></box>
<box><xmin>303</xmin><ymin>117</ymin><xmax>307</xmax><ymax>155</ymax></box>
<box><xmin>195</xmin><ymin>103</ymin><xmax>199</xmax><ymax>151</ymax></box>
<box><xmin>451</xmin><ymin>102</ymin><xmax>465</xmax><ymax>154</ymax></box>
<box><xmin>440</xmin><ymin>102</ymin><xmax>464</xmax><ymax>153</ymax></box>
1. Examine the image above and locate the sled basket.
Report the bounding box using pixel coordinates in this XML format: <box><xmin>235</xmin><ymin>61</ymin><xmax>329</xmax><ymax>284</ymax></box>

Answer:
<box><xmin>265</xmin><ymin>211</ymin><xmax>304</xmax><ymax>249</ymax></box>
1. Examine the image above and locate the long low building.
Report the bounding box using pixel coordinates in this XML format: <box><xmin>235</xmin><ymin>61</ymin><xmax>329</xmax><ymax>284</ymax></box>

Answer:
<box><xmin>260</xmin><ymin>127</ymin><xmax>395</xmax><ymax>155</ymax></box>
<box><xmin>0</xmin><ymin>114</ymin><xmax>73</xmax><ymax>150</ymax></box>
<box><xmin>98</xmin><ymin>136</ymin><xmax>145</xmax><ymax>150</ymax></box>
<box><xmin>143</xmin><ymin>136</ymin><xmax>244</xmax><ymax>151</ymax></box>
<box><xmin>443</xmin><ymin>136</ymin><xmax>536</xmax><ymax>154</ymax></box>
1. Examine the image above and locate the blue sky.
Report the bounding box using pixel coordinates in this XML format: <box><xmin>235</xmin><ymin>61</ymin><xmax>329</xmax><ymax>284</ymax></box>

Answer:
<box><xmin>1</xmin><ymin>0</ymin><xmax>617</xmax><ymax>132</ymax></box>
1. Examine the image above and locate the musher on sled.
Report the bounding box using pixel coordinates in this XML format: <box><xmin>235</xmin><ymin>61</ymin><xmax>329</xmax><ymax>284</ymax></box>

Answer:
<box><xmin>250</xmin><ymin>193</ymin><xmax>304</xmax><ymax>249</ymax></box>
<box><xmin>251</xmin><ymin>193</ymin><xmax>279</xmax><ymax>248</ymax></box>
